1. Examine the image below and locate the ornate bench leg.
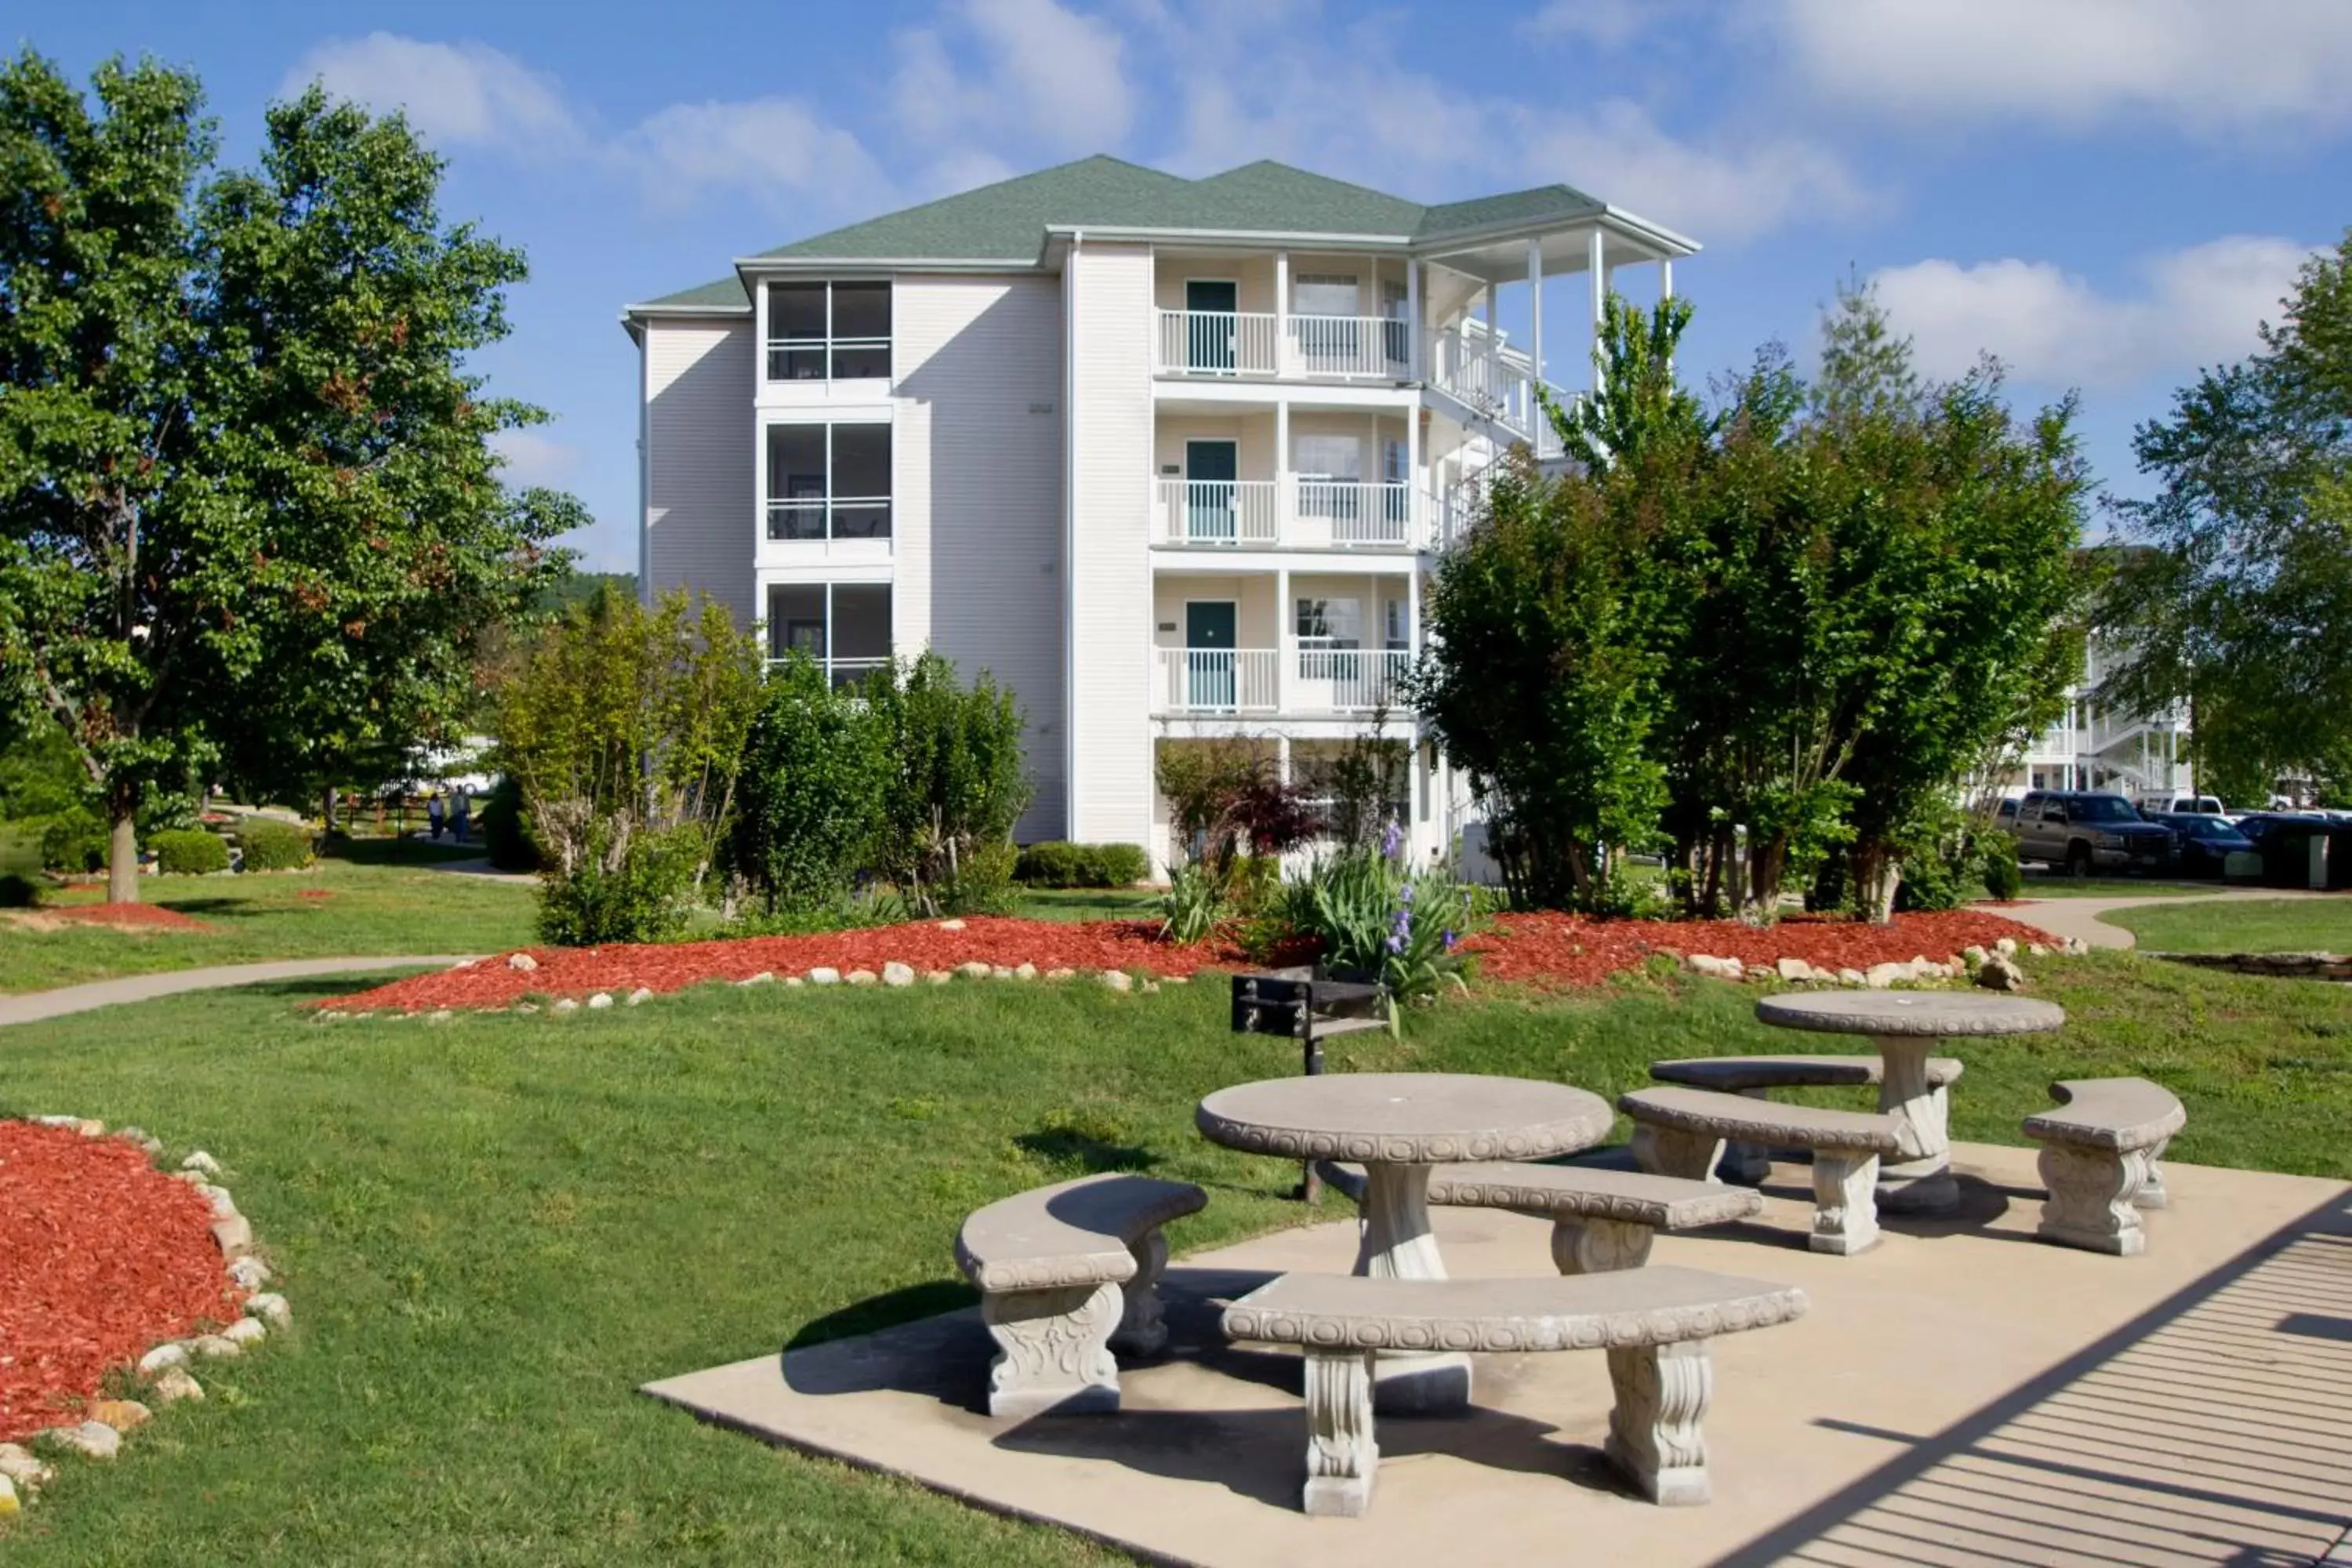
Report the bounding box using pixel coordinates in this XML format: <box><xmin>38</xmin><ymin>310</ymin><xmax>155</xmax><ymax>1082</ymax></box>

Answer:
<box><xmin>1719</xmin><ymin>1088</ymin><xmax>1773</xmax><ymax>1185</ymax></box>
<box><xmin>2136</xmin><ymin>1137</ymin><xmax>2171</xmax><ymax>1210</ymax></box>
<box><xmin>1109</xmin><ymin>1229</ymin><xmax>1171</xmax><ymax>1358</ymax></box>
<box><xmin>1552</xmin><ymin>1217</ymin><xmax>1655</xmax><ymax>1274</ymax></box>
<box><xmin>2037</xmin><ymin>1144</ymin><xmax>2149</xmax><ymax>1255</ymax></box>
<box><xmin>1605</xmin><ymin>1341</ymin><xmax>1713</xmax><ymax>1505</ymax></box>
<box><xmin>1303</xmin><ymin>1348</ymin><xmax>1379</xmax><ymax>1517</ymax></box>
<box><xmin>1809</xmin><ymin>1151</ymin><xmax>1881</xmax><ymax>1255</ymax></box>
<box><xmin>1632</xmin><ymin>1125</ymin><xmax>1724</xmax><ymax>1183</ymax></box>
<box><xmin>981</xmin><ymin>1280</ymin><xmax>1123</xmax><ymax>1418</ymax></box>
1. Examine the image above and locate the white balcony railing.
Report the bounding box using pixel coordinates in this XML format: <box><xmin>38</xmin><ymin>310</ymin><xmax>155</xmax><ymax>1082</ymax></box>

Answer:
<box><xmin>764</xmin><ymin>654</ymin><xmax>889</xmax><ymax>691</ymax></box>
<box><xmin>1155</xmin><ymin>648</ymin><xmax>1279</xmax><ymax>713</ymax></box>
<box><xmin>1286</xmin><ymin>314</ymin><xmax>1410</xmax><ymax>380</ymax></box>
<box><xmin>1153</xmin><ymin>309</ymin><xmax>1410</xmax><ymax>381</ymax></box>
<box><xmin>1426</xmin><ymin>325</ymin><xmax>1573</xmax><ymax>459</ymax></box>
<box><xmin>1155</xmin><ymin>310</ymin><xmax>1279</xmax><ymax>377</ymax></box>
<box><xmin>1293</xmin><ymin>646</ymin><xmax>1412</xmax><ymax>713</ymax></box>
<box><xmin>1151</xmin><ymin>477</ymin><xmax>1417</xmax><ymax>548</ymax></box>
<box><xmin>1153</xmin><ymin>480</ymin><xmax>1279</xmax><ymax>545</ymax></box>
<box><xmin>1290</xmin><ymin>479</ymin><xmax>1413</xmax><ymax>546</ymax></box>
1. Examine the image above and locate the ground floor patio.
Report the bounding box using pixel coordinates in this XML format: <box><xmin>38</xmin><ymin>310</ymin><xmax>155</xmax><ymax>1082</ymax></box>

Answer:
<box><xmin>648</xmin><ymin>1141</ymin><xmax>2352</xmax><ymax>1567</ymax></box>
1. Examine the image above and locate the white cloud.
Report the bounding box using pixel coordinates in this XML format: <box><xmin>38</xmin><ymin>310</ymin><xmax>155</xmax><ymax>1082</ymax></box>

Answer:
<box><xmin>891</xmin><ymin>0</ymin><xmax>1134</xmax><ymax>170</ymax></box>
<box><xmin>488</xmin><ymin>429</ymin><xmax>580</xmax><ymax>490</ymax></box>
<box><xmin>1868</xmin><ymin>236</ymin><xmax>2315</xmax><ymax>388</ymax></box>
<box><xmin>1777</xmin><ymin>0</ymin><xmax>2352</xmax><ymax>137</ymax></box>
<box><xmin>616</xmin><ymin>99</ymin><xmax>889</xmax><ymax>211</ymax></box>
<box><xmin>1513</xmin><ymin>100</ymin><xmax>1878</xmax><ymax>243</ymax></box>
<box><xmin>1526</xmin><ymin>0</ymin><xmax>1690</xmax><ymax>47</ymax></box>
<box><xmin>281</xmin><ymin>34</ymin><xmax>581</xmax><ymax>153</ymax></box>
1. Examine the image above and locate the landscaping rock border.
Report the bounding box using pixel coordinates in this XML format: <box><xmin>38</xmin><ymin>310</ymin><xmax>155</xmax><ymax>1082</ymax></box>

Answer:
<box><xmin>0</xmin><ymin>1118</ymin><xmax>285</xmax><ymax>1519</ymax></box>
<box><xmin>1675</xmin><ymin>932</ymin><xmax>2086</xmax><ymax>991</ymax></box>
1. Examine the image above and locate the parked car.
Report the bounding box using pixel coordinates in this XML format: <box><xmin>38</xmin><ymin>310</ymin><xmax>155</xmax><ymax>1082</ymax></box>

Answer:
<box><xmin>2006</xmin><ymin>790</ymin><xmax>2173</xmax><ymax>876</ymax></box>
<box><xmin>2144</xmin><ymin>811</ymin><xmax>2254</xmax><ymax>877</ymax></box>
<box><xmin>2132</xmin><ymin>793</ymin><xmax>2230</xmax><ymax>818</ymax></box>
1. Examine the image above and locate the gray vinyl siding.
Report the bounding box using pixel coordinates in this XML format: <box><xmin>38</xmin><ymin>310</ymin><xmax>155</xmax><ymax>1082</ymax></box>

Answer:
<box><xmin>1062</xmin><ymin>242</ymin><xmax>1156</xmax><ymax>850</ymax></box>
<box><xmin>644</xmin><ymin>320</ymin><xmax>755</xmax><ymax>630</ymax></box>
<box><xmin>894</xmin><ymin>276</ymin><xmax>1068</xmax><ymax>843</ymax></box>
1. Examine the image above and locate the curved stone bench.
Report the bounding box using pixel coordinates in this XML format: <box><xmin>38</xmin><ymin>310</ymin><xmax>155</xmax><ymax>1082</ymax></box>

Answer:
<box><xmin>1620</xmin><ymin>1086</ymin><xmax>1908</xmax><ymax>1256</ymax></box>
<box><xmin>1222</xmin><ymin>1265</ymin><xmax>1808</xmax><ymax>1515</ymax></box>
<box><xmin>1319</xmin><ymin>1160</ymin><xmax>1763</xmax><ymax>1273</ymax></box>
<box><xmin>2021</xmin><ymin>1078</ymin><xmax>2187</xmax><ymax>1256</ymax></box>
<box><xmin>955</xmin><ymin>1173</ymin><xmax>1207</xmax><ymax>1417</ymax></box>
<box><xmin>1649</xmin><ymin>1054</ymin><xmax>1965</xmax><ymax>1183</ymax></box>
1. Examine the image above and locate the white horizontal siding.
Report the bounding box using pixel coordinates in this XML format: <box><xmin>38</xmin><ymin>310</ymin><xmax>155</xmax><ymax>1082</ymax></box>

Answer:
<box><xmin>894</xmin><ymin>275</ymin><xmax>1067</xmax><ymax>842</ymax></box>
<box><xmin>1065</xmin><ymin>243</ymin><xmax>1156</xmax><ymax>851</ymax></box>
<box><xmin>644</xmin><ymin>320</ymin><xmax>755</xmax><ymax>630</ymax></box>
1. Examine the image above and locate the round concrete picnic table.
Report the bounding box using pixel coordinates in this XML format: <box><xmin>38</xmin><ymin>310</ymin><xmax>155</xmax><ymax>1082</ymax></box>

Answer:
<box><xmin>1753</xmin><ymin>991</ymin><xmax>2065</xmax><ymax>1214</ymax></box>
<box><xmin>1196</xmin><ymin>1072</ymin><xmax>1612</xmax><ymax>1409</ymax></box>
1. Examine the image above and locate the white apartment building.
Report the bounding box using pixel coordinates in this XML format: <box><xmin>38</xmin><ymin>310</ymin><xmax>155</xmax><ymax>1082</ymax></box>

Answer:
<box><xmin>622</xmin><ymin>156</ymin><xmax>1693</xmax><ymax>866</ymax></box>
<box><xmin>2008</xmin><ymin>637</ymin><xmax>2194</xmax><ymax>798</ymax></box>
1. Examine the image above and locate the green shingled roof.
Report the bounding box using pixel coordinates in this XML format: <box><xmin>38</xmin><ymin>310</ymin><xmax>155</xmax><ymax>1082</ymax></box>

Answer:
<box><xmin>631</xmin><ymin>155</ymin><xmax>1629</xmax><ymax>313</ymax></box>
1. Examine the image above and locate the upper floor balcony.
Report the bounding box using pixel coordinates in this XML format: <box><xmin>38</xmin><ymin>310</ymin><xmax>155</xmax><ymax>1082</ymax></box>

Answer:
<box><xmin>1149</xmin><ymin>573</ymin><xmax>1414</xmax><ymax>719</ymax></box>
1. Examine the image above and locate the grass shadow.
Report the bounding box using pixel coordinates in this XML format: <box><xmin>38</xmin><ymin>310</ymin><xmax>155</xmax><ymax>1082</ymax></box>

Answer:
<box><xmin>1014</xmin><ymin>1125</ymin><xmax>1160</xmax><ymax>1174</ymax></box>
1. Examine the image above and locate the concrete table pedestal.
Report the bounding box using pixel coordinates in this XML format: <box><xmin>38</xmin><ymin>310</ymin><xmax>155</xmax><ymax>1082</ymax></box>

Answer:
<box><xmin>1197</xmin><ymin>1073</ymin><xmax>1613</xmax><ymax>1414</ymax></box>
<box><xmin>1753</xmin><ymin>991</ymin><xmax>2066</xmax><ymax>1215</ymax></box>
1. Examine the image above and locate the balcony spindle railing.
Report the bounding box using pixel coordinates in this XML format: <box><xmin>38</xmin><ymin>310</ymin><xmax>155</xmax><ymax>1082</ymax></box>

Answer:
<box><xmin>1154</xmin><ymin>309</ymin><xmax>1279</xmax><ymax>376</ymax></box>
<box><xmin>1153</xmin><ymin>479</ymin><xmax>1279</xmax><ymax>544</ymax></box>
<box><xmin>1154</xmin><ymin>648</ymin><xmax>1279</xmax><ymax>713</ymax></box>
<box><xmin>1290</xmin><ymin>645</ymin><xmax>1412</xmax><ymax>712</ymax></box>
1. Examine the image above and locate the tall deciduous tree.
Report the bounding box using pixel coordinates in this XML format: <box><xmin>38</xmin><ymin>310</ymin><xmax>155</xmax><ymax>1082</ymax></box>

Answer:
<box><xmin>0</xmin><ymin>54</ymin><xmax>577</xmax><ymax>899</ymax></box>
<box><xmin>2099</xmin><ymin>231</ymin><xmax>2352</xmax><ymax>797</ymax></box>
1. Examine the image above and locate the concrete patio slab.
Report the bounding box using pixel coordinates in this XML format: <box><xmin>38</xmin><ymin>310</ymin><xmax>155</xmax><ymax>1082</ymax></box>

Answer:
<box><xmin>645</xmin><ymin>1142</ymin><xmax>2352</xmax><ymax>1567</ymax></box>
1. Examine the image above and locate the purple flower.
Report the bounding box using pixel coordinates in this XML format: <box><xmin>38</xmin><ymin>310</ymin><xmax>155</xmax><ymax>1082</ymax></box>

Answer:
<box><xmin>1398</xmin><ymin>881</ymin><xmax>1415</xmax><ymax>905</ymax></box>
<box><xmin>1386</xmin><ymin>933</ymin><xmax>1405</xmax><ymax>954</ymax></box>
<box><xmin>1442</xmin><ymin>930</ymin><xmax>1457</xmax><ymax>950</ymax></box>
<box><xmin>1381</xmin><ymin>819</ymin><xmax>1404</xmax><ymax>859</ymax></box>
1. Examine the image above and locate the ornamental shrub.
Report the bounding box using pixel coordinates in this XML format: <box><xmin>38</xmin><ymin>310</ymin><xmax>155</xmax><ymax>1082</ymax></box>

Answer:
<box><xmin>1979</xmin><ymin>831</ymin><xmax>2024</xmax><ymax>901</ymax></box>
<box><xmin>236</xmin><ymin>816</ymin><xmax>314</xmax><ymax>870</ymax></box>
<box><xmin>731</xmin><ymin>654</ymin><xmax>889</xmax><ymax>914</ymax></box>
<box><xmin>153</xmin><ymin>827</ymin><xmax>230</xmax><ymax>875</ymax></box>
<box><xmin>862</xmin><ymin>652</ymin><xmax>1032</xmax><ymax>918</ymax></box>
<box><xmin>479</xmin><ymin>775</ymin><xmax>539</xmax><ymax>872</ymax></box>
<box><xmin>536</xmin><ymin>821</ymin><xmax>699</xmax><ymax>946</ymax></box>
<box><xmin>39</xmin><ymin>812</ymin><xmax>107</xmax><ymax>874</ymax></box>
<box><xmin>1014</xmin><ymin>841</ymin><xmax>1149</xmax><ymax>887</ymax></box>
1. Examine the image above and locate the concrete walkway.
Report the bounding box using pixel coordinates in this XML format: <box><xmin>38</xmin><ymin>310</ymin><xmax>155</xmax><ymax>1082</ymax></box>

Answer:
<box><xmin>423</xmin><ymin>856</ymin><xmax>536</xmax><ymax>884</ymax></box>
<box><xmin>2002</xmin><ymin>887</ymin><xmax>2336</xmax><ymax>950</ymax></box>
<box><xmin>0</xmin><ymin>956</ymin><xmax>477</xmax><ymax>1027</ymax></box>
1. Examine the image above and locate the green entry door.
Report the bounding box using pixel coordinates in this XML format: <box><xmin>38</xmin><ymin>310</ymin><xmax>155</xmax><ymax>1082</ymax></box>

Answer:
<box><xmin>1185</xmin><ymin>280</ymin><xmax>1238</xmax><ymax>372</ymax></box>
<box><xmin>1185</xmin><ymin>601</ymin><xmax>1237</xmax><ymax>708</ymax></box>
<box><xmin>1186</xmin><ymin>440</ymin><xmax>1238</xmax><ymax>541</ymax></box>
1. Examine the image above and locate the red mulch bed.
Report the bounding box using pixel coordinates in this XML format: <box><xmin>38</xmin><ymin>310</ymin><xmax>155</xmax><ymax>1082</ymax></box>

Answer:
<box><xmin>318</xmin><ymin>907</ymin><xmax>2053</xmax><ymax>1014</ymax></box>
<box><xmin>0</xmin><ymin>1123</ymin><xmax>244</xmax><ymax>1443</ymax></box>
<box><xmin>1461</xmin><ymin>908</ymin><xmax>2049</xmax><ymax>989</ymax></box>
<box><xmin>43</xmin><ymin>902</ymin><xmax>207</xmax><ymax>931</ymax></box>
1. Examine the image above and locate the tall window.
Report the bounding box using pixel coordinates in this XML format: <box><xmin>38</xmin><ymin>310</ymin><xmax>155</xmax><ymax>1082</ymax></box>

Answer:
<box><xmin>1296</xmin><ymin>597</ymin><xmax>1362</xmax><ymax>648</ymax></box>
<box><xmin>766</xmin><ymin>583</ymin><xmax>891</xmax><ymax>690</ymax></box>
<box><xmin>767</xmin><ymin>281</ymin><xmax>891</xmax><ymax>380</ymax></box>
<box><xmin>767</xmin><ymin>423</ymin><xmax>891</xmax><ymax>540</ymax></box>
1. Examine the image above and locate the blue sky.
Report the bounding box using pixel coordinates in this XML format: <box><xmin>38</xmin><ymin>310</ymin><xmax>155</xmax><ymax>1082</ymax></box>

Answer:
<box><xmin>27</xmin><ymin>1</ymin><xmax>2352</xmax><ymax>571</ymax></box>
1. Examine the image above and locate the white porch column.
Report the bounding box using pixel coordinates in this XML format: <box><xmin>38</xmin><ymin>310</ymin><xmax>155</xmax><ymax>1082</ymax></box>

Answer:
<box><xmin>1660</xmin><ymin>258</ymin><xmax>1673</xmax><ymax>301</ymax></box>
<box><xmin>1526</xmin><ymin>238</ymin><xmax>1544</xmax><ymax>391</ymax></box>
<box><xmin>1277</xmin><ymin>733</ymin><xmax>1292</xmax><ymax>788</ymax></box>
<box><xmin>1276</xmin><ymin>397</ymin><xmax>1291</xmax><ymax>544</ymax></box>
<box><xmin>1275</xmin><ymin>564</ymin><xmax>1291</xmax><ymax>714</ymax></box>
<box><xmin>1406</xmin><ymin>406</ymin><xmax>1422</xmax><ymax>546</ymax></box>
<box><xmin>1589</xmin><ymin>227</ymin><xmax>1607</xmax><ymax>396</ymax></box>
<box><xmin>753</xmin><ymin>279</ymin><xmax>769</xmax><ymax>394</ymax></box>
<box><xmin>1276</xmin><ymin>250</ymin><xmax>1291</xmax><ymax>378</ymax></box>
<box><xmin>1406</xmin><ymin>259</ymin><xmax>1423</xmax><ymax>381</ymax></box>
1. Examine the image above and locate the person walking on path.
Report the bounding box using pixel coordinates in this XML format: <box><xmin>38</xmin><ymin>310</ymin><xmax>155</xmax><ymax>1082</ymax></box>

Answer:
<box><xmin>452</xmin><ymin>787</ymin><xmax>472</xmax><ymax>845</ymax></box>
<box><xmin>426</xmin><ymin>792</ymin><xmax>445</xmax><ymax>840</ymax></box>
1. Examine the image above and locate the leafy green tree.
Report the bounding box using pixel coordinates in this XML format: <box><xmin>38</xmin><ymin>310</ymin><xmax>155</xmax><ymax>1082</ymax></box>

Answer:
<box><xmin>494</xmin><ymin>586</ymin><xmax>762</xmax><ymax>895</ymax></box>
<box><xmin>0</xmin><ymin>53</ymin><xmax>575</xmax><ymax>899</ymax></box>
<box><xmin>730</xmin><ymin>655</ymin><xmax>889</xmax><ymax>915</ymax></box>
<box><xmin>859</xmin><ymin>652</ymin><xmax>1030</xmax><ymax>916</ymax></box>
<box><xmin>2099</xmin><ymin>231</ymin><xmax>2352</xmax><ymax>795</ymax></box>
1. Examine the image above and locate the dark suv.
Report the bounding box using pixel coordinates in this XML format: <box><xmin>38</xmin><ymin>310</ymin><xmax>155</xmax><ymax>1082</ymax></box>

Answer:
<box><xmin>2007</xmin><ymin>791</ymin><xmax>2173</xmax><ymax>876</ymax></box>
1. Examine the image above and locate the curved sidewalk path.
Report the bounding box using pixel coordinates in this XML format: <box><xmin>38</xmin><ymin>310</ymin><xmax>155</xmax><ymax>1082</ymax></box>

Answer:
<box><xmin>2000</xmin><ymin>887</ymin><xmax>2335</xmax><ymax>951</ymax></box>
<box><xmin>0</xmin><ymin>956</ymin><xmax>477</xmax><ymax>1028</ymax></box>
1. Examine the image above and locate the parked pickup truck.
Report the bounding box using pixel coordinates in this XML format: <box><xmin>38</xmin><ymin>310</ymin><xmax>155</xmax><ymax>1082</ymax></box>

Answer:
<box><xmin>2008</xmin><ymin>790</ymin><xmax>2174</xmax><ymax>876</ymax></box>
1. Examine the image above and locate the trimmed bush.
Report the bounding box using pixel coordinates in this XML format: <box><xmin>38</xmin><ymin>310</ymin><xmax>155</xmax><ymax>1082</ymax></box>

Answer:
<box><xmin>39</xmin><ymin>812</ymin><xmax>107</xmax><ymax>874</ymax></box>
<box><xmin>1014</xmin><ymin>841</ymin><xmax>1150</xmax><ymax>888</ymax></box>
<box><xmin>479</xmin><ymin>775</ymin><xmax>538</xmax><ymax>871</ymax></box>
<box><xmin>1980</xmin><ymin>832</ymin><xmax>2024</xmax><ymax>901</ymax></box>
<box><xmin>537</xmin><ymin>822</ymin><xmax>699</xmax><ymax>946</ymax></box>
<box><xmin>238</xmin><ymin>815</ymin><xmax>315</xmax><ymax>871</ymax></box>
<box><xmin>153</xmin><ymin>827</ymin><xmax>230</xmax><ymax>875</ymax></box>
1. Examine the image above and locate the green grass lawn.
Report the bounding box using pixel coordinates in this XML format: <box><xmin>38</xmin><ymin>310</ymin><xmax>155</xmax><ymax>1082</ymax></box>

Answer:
<box><xmin>2</xmin><ymin>953</ymin><xmax>2347</xmax><ymax>1563</ymax></box>
<box><xmin>1014</xmin><ymin>886</ymin><xmax>1158</xmax><ymax>924</ymax></box>
<box><xmin>2007</xmin><ymin>874</ymin><xmax>2220</xmax><ymax>898</ymax></box>
<box><xmin>2108</xmin><ymin>895</ymin><xmax>2352</xmax><ymax>955</ymax></box>
<box><xmin>0</xmin><ymin>853</ymin><xmax>536</xmax><ymax>993</ymax></box>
